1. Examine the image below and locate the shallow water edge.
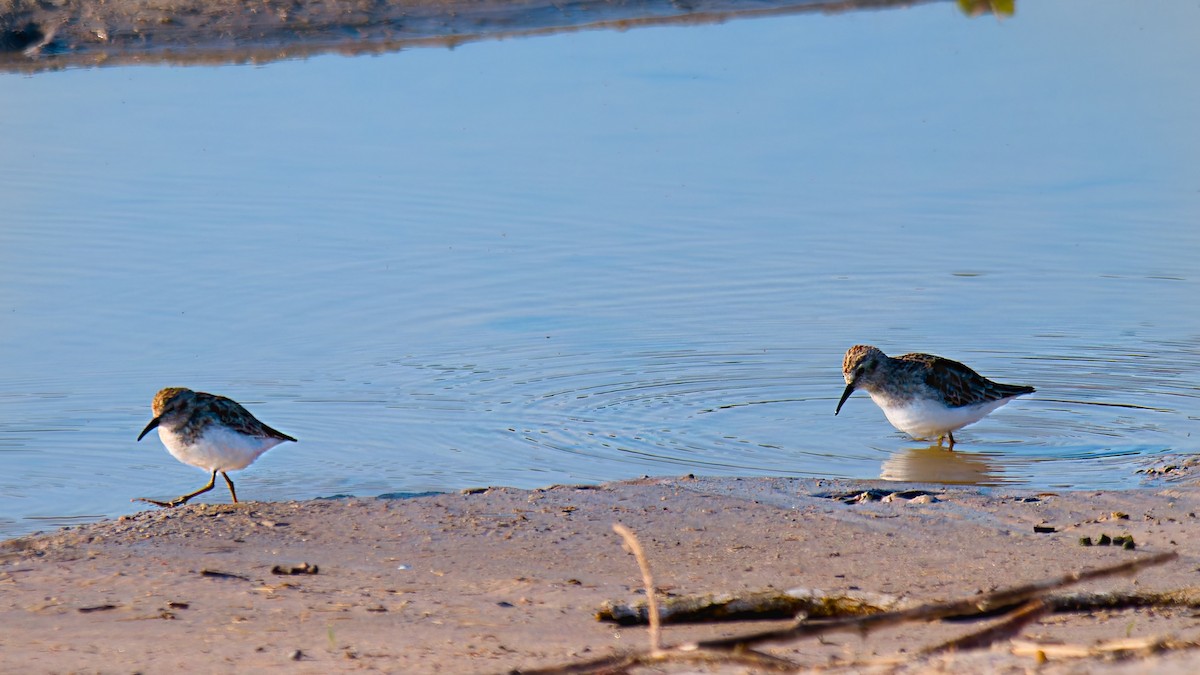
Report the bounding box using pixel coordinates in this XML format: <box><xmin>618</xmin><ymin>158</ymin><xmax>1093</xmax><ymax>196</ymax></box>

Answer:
<box><xmin>1</xmin><ymin>0</ymin><xmax>960</xmax><ymax>72</ymax></box>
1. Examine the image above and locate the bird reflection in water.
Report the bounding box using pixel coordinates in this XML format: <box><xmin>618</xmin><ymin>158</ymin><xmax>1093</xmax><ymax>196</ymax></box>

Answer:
<box><xmin>879</xmin><ymin>444</ymin><xmax>1004</xmax><ymax>486</ymax></box>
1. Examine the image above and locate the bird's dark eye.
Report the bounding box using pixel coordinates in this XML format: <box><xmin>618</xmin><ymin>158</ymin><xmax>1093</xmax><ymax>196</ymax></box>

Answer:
<box><xmin>855</xmin><ymin>365</ymin><xmax>866</xmax><ymax>376</ymax></box>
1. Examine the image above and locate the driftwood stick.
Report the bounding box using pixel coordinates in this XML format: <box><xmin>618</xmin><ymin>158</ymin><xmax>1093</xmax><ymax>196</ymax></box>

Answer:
<box><xmin>690</xmin><ymin>551</ymin><xmax>1177</xmax><ymax>651</ymax></box>
<box><xmin>1048</xmin><ymin>587</ymin><xmax>1200</xmax><ymax>613</ymax></box>
<box><xmin>508</xmin><ymin>652</ymin><xmax>637</xmax><ymax>675</ymax></box>
<box><xmin>600</xmin><ymin>583</ymin><xmax>1200</xmax><ymax>628</ymax></box>
<box><xmin>1011</xmin><ymin>634</ymin><xmax>1200</xmax><ymax>660</ymax></box>
<box><xmin>515</xmin><ymin>540</ymin><xmax>1178</xmax><ymax>674</ymax></box>
<box><xmin>597</xmin><ymin>587</ymin><xmax>901</xmax><ymax>625</ymax></box>
<box><xmin>923</xmin><ymin>598</ymin><xmax>1049</xmax><ymax>654</ymax></box>
<box><xmin>510</xmin><ymin>646</ymin><xmax>798</xmax><ymax>675</ymax></box>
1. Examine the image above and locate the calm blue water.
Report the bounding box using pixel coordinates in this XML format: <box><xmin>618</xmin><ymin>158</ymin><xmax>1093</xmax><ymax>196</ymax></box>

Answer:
<box><xmin>1</xmin><ymin>1</ymin><xmax>1198</xmax><ymax>538</ymax></box>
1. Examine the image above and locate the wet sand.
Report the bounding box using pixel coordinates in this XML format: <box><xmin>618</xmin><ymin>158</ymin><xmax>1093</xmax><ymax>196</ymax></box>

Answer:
<box><xmin>3</xmin><ymin>476</ymin><xmax>1199</xmax><ymax>672</ymax></box>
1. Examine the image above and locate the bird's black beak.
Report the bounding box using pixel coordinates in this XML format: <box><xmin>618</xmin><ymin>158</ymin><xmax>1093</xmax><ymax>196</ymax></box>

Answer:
<box><xmin>834</xmin><ymin>381</ymin><xmax>856</xmax><ymax>416</ymax></box>
<box><xmin>137</xmin><ymin>416</ymin><xmax>162</xmax><ymax>441</ymax></box>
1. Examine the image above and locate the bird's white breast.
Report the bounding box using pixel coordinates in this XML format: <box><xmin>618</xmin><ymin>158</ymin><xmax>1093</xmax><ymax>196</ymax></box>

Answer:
<box><xmin>158</xmin><ymin>425</ymin><xmax>286</xmax><ymax>472</ymax></box>
<box><xmin>869</xmin><ymin>393</ymin><xmax>1013</xmax><ymax>439</ymax></box>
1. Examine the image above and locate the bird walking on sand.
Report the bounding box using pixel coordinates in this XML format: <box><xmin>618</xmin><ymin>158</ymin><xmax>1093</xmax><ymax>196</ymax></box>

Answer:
<box><xmin>135</xmin><ymin>387</ymin><xmax>296</xmax><ymax>507</ymax></box>
<box><xmin>835</xmin><ymin>345</ymin><xmax>1034</xmax><ymax>448</ymax></box>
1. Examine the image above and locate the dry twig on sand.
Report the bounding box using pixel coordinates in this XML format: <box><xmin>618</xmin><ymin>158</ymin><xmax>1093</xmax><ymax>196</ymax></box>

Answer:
<box><xmin>597</xmin><ymin>587</ymin><xmax>902</xmax><ymax>625</ymax></box>
<box><xmin>599</xmin><ymin>579</ymin><xmax>1200</xmax><ymax>629</ymax></box>
<box><xmin>1011</xmin><ymin>634</ymin><xmax>1200</xmax><ymax>660</ymax></box>
<box><xmin>510</xmin><ymin>533</ymin><xmax>1180</xmax><ymax>675</ymax></box>
<box><xmin>611</xmin><ymin>523</ymin><xmax>663</xmax><ymax>652</ymax></box>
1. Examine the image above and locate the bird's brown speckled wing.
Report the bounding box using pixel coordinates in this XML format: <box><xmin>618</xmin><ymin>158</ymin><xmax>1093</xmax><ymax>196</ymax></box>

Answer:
<box><xmin>897</xmin><ymin>353</ymin><xmax>1034</xmax><ymax>408</ymax></box>
<box><xmin>193</xmin><ymin>392</ymin><xmax>298</xmax><ymax>442</ymax></box>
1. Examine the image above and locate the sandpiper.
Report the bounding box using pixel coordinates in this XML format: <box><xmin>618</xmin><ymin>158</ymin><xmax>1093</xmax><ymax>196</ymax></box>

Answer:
<box><xmin>135</xmin><ymin>387</ymin><xmax>296</xmax><ymax>507</ymax></box>
<box><xmin>835</xmin><ymin>345</ymin><xmax>1034</xmax><ymax>447</ymax></box>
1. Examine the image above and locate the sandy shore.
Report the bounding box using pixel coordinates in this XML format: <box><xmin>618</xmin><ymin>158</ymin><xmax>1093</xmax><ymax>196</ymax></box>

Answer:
<box><xmin>3</xmin><ymin>476</ymin><xmax>1200</xmax><ymax>673</ymax></box>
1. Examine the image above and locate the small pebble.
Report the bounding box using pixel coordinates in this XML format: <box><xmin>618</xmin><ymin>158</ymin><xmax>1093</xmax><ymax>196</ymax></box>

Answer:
<box><xmin>271</xmin><ymin>562</ymin><xmax>318</xmax><ymax>575</ymax></box>
<box><xmin>1110</xmin><ymin>535</ymin><xmax>1137</xmax><ymax>550</ymax></box>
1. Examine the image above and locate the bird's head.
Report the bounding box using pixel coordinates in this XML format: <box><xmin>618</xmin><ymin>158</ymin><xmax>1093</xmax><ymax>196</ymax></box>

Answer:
<box><xmin>835</xmin><ymin>345</ymin><xmax>887</xmax><ymax>415</ymax></box>
<box><xmin>137</xmin><ymin>387</ymin><xmax>194</xmax><ymax>441</ymax></box>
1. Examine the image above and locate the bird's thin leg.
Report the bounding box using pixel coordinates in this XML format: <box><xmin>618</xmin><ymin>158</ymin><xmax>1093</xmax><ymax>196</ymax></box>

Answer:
<box><xmin>221</xmin><ymin>471</ymin><xmax>238</xmax><ymax>503</ymax></box>
<box><xmin>135</xmin><ymin>470</ymin><xmax>218</xmax><ymax>508</ymax></box>
<box><xmin>169</xmin><ymin>470</ymin><xmax>219</xmax><ymax>506</ymax></box>
<box><xmin>947</xmin><ymin>431</ymin><xmax>956</xmax><ymax>450</ymax></box>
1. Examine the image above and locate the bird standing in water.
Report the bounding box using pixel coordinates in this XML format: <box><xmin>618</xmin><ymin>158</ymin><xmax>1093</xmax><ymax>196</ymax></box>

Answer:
<box><xmin>836</xmin><ymin>345</ymin><xmax>1034</xmax><ymax>448</ymax></box>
